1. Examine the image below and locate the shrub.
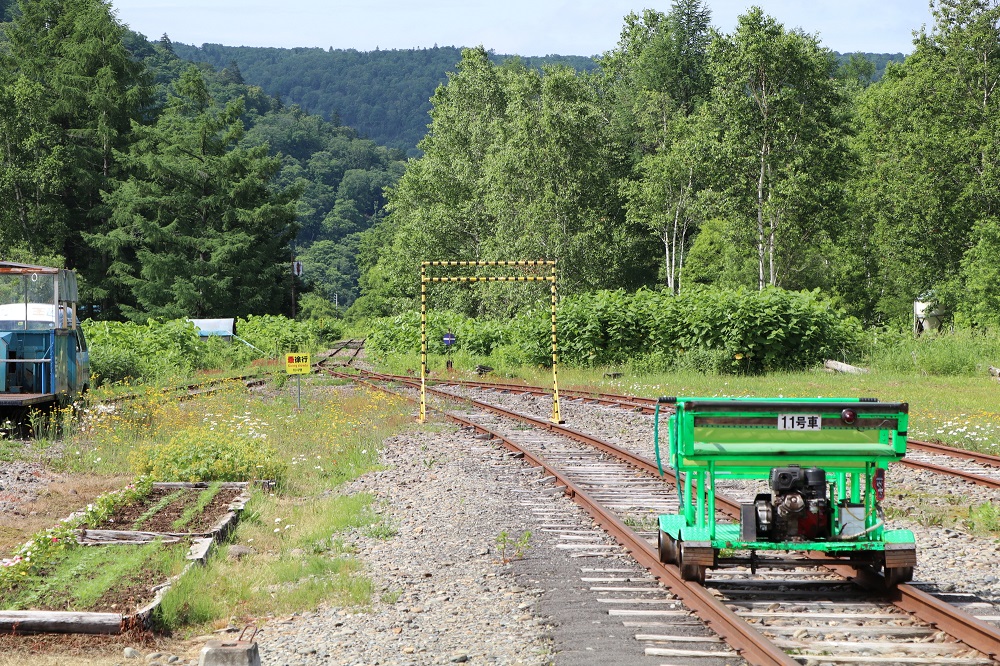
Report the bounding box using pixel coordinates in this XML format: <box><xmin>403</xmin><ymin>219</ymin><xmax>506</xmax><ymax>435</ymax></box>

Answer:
<box><xmin>365</xmin><ymin>286</ymin><xmax>860</xmax><ymax>375</ymax></box>
<box><xmin>367</xmin><ymin>311</ymin><xmax>503</xmax><ymax>357</ymax></box>
<box><xmin>83</xmin><ymin>315</ymin><xmax>322</xmax><ymax>386</ymax></box>
<box><xmin>83</xmin><ymin>319</ymin><xmax>203</xmax><ymax>385</ymax></box>
<box><xmin>505</xmin><ymin>287</ymin><xmax>861</xmax><ymax>373</ymax></box>
<box><xmin>235</xmin><ymin>314</ymin><xmax>317</xmax><ymax>359</ymax></box>
<box><xmin>130</xmin><ymin>427</ymin><xmax>287</xmax><ymax>484</ymax></box>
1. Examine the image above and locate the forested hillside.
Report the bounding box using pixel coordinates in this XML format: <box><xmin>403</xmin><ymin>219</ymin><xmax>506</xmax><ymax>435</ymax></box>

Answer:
<box><xmin>354</xmin><ymin>2</ymin><xmax>999</xmax><ymax>330</ymax></box>
<box><xmin>172</xmin><ymin>42</ymin><xmax>901</xmax><ymax>157</ymax></box>
<box><xmin>0</xmin><ymin>0</ymin><xmax>402</xmax><ymax>318</ymax></box>
<box><xmin>171</xmin><ymin>43</ymin><xmax>601</xmax><ymax>156</ymax></box>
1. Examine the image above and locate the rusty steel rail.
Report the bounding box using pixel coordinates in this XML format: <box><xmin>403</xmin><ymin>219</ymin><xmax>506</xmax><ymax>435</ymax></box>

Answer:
<box><xmin>908</xmin><ymin>438</ymin><xmax>1000</xmax><ymax>467</ymax></box>
<box><xmin>360</xmin><ymin>370</ymin><xmax>654</xmax><ymax>413</ymax></box>
<box><xmin>365</xmin><ymin>371</ymin><xmax>1000</xmax><ymax>491</ymax></box>
<box><xmin>330</xmin><ymin>369</ymin><xmax>795</xmax><ymax>665</ymax></box>
<box><xmin>316</xmin><ymin>339</ymin><xmax>366</xmax><ymax>368</ymax></box>
<box><xmin>341</xmin><ymin>370</ymin><xmax>1000</xmax><ymax>662</ymax></box>
<box><xmin>898</xmin><ymin>457</ymin><xmax>1000</xmax><ymax>490</ymax></box>
<box><xmin>102</xmin><ymin>373</ymin><xmax>266</xmax><ymax>404</ymax></box>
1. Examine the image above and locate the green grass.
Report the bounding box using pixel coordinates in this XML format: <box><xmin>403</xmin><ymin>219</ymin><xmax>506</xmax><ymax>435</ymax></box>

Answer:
<box><xmin>131</xmin><ymin>490</ymin><xmax>186</xmax><ymax>530</ymax></box>
<box><xmin>171</xmin><ymin>482</ymin><xmax>223</xmax><ymax>531</ymax></box>
<box><xmin>1</xmin><ymin>542</ymin><xmax>182</xmax><ymax>611</ymax></box>
<box><xmin>965</xmin><ymin>502</ymin><xmax>1000</xmax><ymax>534</ymax></box>
<box><xmin>145</xmin><ymin>384</ymin><xmax>413</xmax><ymax>631</ymax></box>
<box><xmin>156</xmin><ymin>491</ymin><xmax>382</xmax><ymax>630</ymax></box>
<box><xmin>0</xmin><ymin>440</ymin><xmax>24</xmax><ymax>462</ymax></box>
<box><xmin>1</xmin><ymin>374</ymin><xmax>413</xmax><ymax>631</ymax></box>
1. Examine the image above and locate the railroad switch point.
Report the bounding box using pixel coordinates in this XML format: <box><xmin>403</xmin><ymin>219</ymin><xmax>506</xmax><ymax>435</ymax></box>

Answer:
<box><xmin>198</xmin><ymin>640</ymin><xmax>261</xmax><ymax>666</ymax></box>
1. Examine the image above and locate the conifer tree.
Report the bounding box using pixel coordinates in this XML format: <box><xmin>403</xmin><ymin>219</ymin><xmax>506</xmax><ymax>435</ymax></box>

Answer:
<box><xmin>0</xmin><ymin>0</ymin><xmax>149</xmax><ymax>300</ymax></box>
<box><xmin>94</xmin><ymin>66</ymin><xmax>299</xmax><ymax>319</ymax></box>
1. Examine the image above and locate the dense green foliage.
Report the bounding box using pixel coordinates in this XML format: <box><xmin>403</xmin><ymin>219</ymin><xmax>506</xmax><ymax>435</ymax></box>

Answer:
<box><xmin>131</xmin><ymin>426</ymin><xmax>287</xmax><ymax>483</ymax></box>
<box><xmin>352</xmin><ymin>1</ymin><xmax>999</xmax><ymax>336</ymax></box>
<box><xmin>0</xmin><ymin>0</ymin><xmax>149</xmax><ymax>297</ymax></box>
<box><xmin>83</xmin><ymin>319</ymin><xmax>205</xmax><ymax>384</ymax></box>
<box><xmin>82</xmin><ymin>315</ymin><xmax>326</xmax><ymax>384</ymax></box>
<box><xmin>864</xmin><ymin>327</ymin><xmax>1000</xmax><ymax>376</ymax></box>
<box><xmin>368</xmin><ymin>286</ymin><xmax>860</xmax><ymax>374</ymax></box>
<box><xmin>170</xmin><ymin>41</ymin><xmax>901</xmax><ymax>158</ymax></box>
<box><xmin>0</xmin><ymin>1</ymin><xmax>402</xmax><ymax>318</ymax></box>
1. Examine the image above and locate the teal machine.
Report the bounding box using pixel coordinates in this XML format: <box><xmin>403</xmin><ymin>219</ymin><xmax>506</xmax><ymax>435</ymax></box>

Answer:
<box><xmin>654</xmin><ymin>396</ymin><xmax>916</xmax><ymax>586</ymax></box>
<box><xmin>0</xmin><ymin>262</ymin><xmax>89</xmax><ymax>409</ymax></box>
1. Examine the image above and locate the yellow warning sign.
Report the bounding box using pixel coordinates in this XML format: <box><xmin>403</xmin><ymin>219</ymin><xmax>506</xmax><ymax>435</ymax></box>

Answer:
<box><xmin>285</xmin><ymin>353</ymin><xmax>311</xmax><ymax>375</ymax></box>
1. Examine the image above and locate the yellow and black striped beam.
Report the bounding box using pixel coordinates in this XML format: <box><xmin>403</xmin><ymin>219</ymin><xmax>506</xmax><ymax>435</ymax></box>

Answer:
<box><xmin>424</xmin><ymin>276</ymin><xmax>554</xmax><ymax>283</ymax></box>
<box><xmin>420</xmin><ymin>265</ymin><xmax>428</xmax><ymax>422</ymax></box>
<box><xmin>421</xmin><ymin>260</ymin><xmax>556</xmax><ymax>267</ymax></box>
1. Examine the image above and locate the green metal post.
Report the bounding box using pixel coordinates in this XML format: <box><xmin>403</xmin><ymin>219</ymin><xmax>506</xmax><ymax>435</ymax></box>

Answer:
<box><xmin>683</xmin><ymin>473</ymin><xmax>694</xmax><ymax>526</ymax></box>
<box><xmin>695</xmin><ymin>471</ymin><xmax>705</xmax><ymax>529</ymax></box>
<box><xmin>707</xmin><ymin>464</ymin><xmax>717</xmax><ymax>538</ymax></box>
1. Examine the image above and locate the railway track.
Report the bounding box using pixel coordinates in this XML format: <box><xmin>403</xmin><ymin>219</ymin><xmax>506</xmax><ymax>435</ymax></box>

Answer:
<box><xmin>315</xmin><ymin>337</ymin><xmax>365</xmax><ymax>368</ymax></box>
<box><xmin>101</xmin><ymin>373</ymin><xmax>267</xmax><ymax>405</ymax></box>
<box><xmin>361</xmin><ymin>371</ymin><xmax>1000</xmax><ymax>492</ymax></box>
<box><xmin>98</xmin><ymin>337</ymin><xmax>365</xmax><ymax>406</ymax></box>
<box><xmin>330</xmin><ymin>368</ymin><xmax>1000</xmax><ymax>665</ymax></box>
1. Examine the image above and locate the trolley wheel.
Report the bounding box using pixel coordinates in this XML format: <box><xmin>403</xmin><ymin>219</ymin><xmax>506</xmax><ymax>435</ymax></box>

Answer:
<box><xmin>885</xmin><ymin>566</ymin><xmax>913</xmax><ymax>587</ymax></box>
<box><xmin>657</xmin><ymin>530</ymin><xmax>678</xmax><ymax>565</ymax></box>
<box><xmin>678</xmin><ymin>545</ymin><xmax>706</xmax><ymax>585</ymax></box>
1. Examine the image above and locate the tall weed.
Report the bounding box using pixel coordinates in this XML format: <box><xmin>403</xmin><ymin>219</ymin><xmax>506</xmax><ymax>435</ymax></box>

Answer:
<box><xmin>864</xmin><ymin>327</ymin><xmax>1000</xmax><ymax>376</ymax></box>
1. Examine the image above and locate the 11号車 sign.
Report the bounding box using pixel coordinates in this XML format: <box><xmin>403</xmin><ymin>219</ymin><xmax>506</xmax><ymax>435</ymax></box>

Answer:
<box><xmin>286</xmin><ymin>353</ymin><xmax>311</xmax><ymax>375</ymax></box>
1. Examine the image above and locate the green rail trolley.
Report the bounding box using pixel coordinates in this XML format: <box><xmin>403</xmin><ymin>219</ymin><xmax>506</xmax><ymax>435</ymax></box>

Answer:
<box><xmin>653</xmin><ymin>396</ymin><xmax>916</xmax><ymax>586</ymax></box>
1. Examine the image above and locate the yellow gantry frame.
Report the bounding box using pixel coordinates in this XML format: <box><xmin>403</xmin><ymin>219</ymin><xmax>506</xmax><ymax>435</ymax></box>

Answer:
<box><xmin>420</xmin><ymin>260</ymin><xmax>562</xmax><ymax>424</ymax></box>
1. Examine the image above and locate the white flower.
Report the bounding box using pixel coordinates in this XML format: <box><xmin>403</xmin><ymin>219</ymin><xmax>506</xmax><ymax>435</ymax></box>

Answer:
<box><xmin>274</xmin><ymin>518</ymin><xmax>282</xmax><ymax>523</ymax></box>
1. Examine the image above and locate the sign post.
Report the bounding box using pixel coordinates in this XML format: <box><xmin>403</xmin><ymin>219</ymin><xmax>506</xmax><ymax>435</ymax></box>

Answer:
<box><xmin>285</xmin><ymin>352</ymin><xmax>311</xmax><ymax>409</ymax></box>
<box><xmin>291</xmin><ymin>261</ymin><xmax>303</xmax><ymax>318</ymax></box>
<box><xmin>443</xmin><ymin>331</ymin><xmax>455</xmax><ymax>371</ymax></box>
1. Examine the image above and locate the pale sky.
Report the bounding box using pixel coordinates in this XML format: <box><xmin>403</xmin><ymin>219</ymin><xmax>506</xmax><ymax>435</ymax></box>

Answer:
<box><xmin>109</xmin><ymin>1</ymin><xmax>931</xmax><ymax>56</ymax></box>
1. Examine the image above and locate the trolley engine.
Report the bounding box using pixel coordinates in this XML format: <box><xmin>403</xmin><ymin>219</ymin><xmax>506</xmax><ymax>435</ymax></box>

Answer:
<box><xmin>746</xmin><ymin>466</ymin><xmax>829</xmax><ymax>542</ymax></box>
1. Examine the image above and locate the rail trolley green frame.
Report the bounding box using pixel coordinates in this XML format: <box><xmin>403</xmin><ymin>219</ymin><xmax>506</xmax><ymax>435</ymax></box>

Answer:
<box><xmin>653</xmin><ymin>396</ymin><xmax>916</xmax><ymax>586</ymax></box>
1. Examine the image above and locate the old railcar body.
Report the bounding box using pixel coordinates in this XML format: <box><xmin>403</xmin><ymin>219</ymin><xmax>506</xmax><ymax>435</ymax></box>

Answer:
<box><xmin>0</xmin><ymin>262</ymin><xmax>89</xmax><ymax>412</ymax></box>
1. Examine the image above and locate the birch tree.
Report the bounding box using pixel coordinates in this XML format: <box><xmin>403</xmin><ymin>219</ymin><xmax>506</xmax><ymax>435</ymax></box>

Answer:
<box><xmin>603</xmin><ymin>1</ymin><xmax>713</xmax><ymax>293</ymax></box>
<box><xmin>708</xmin><ymin>7</ymin><xmax>847</xmax><ymax>290</ymax></box>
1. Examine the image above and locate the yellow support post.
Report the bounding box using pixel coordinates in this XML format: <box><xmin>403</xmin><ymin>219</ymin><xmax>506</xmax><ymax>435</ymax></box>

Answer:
<box><xmin>550</xmin><ymin>264</ymin><xmax>561</xmax><ymax>424</ymax></box>
<box><xmin>420</xmin><ymin>264</ymin><xmax>427</xmax><ymax>423</ymax></box>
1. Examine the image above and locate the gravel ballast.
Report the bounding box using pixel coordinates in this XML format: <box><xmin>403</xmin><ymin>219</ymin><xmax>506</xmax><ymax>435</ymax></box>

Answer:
<box><xmin>255</xmin><ymin>425</ymin><xmax>557</xmax><ymax>665</ymax></box>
